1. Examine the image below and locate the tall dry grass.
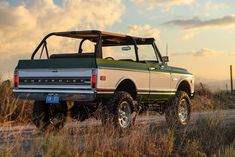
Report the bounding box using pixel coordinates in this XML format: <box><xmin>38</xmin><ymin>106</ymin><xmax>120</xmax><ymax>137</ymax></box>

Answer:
<box><xmin>191</xmin><ymin>83</ymin><xmax>235</xmax><ymax>111</ymax></box>
<box><xmin>0</xmin><ymin>113</ymin><xmax>235</xmax><ymax>157</ymax></box>
<box><xmin>0</xmin><ymin>80</ymin><xmax>235</xmax><ymax>156</ymax></box>
<box><xmin>0</xmin><ymin>80</ymin><xmax>32</xmax><ymax>125</ymax></box>
<box><xmin>0</xmin><ymin>80</ymin><xmax>234</xmax><ymax>125</ymax></box>
<box><xmin>174</xmin><ymin>112</ymin><xmax>235</xmax><ymax>157</ymax></box>
<box><xmin>0</xmin><ymin>80</ymin><xmax>235</xmax><ymax>124</ymax></box>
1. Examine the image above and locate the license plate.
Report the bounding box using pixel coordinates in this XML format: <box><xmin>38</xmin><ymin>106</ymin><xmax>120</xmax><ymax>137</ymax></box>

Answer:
<box><xmin>46</xmin><ymin>95</ymin><xmax>59</xmax><ymax>104</ymax></box>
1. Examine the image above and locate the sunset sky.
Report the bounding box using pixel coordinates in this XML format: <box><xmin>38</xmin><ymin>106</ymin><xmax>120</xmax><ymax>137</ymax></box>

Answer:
<box><xmin>0</xmin><ymin>0</ymin><xmax>235</xmax><ymax>87</ymax></box>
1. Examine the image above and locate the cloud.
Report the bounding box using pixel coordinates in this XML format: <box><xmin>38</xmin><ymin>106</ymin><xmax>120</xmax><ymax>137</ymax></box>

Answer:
<box><xmin>128</xmin><ymin>24</ymin><xmax>160</xmax><ymax>39</ymax></box>
<box><xmin>163</xmin><ymin>15</ymin><xmax>235</xmax><ymax>31</ymax></box>
<box><xmin>205</xmin><ymin>1</ymin><xmax>227</xmax><ymax>10</ymax></box>
<box><xmin>171</xmin><ymin>48</ymin><xmax>220</xmax><ymax>57</ymax></box>
<box><xmin>193</xmin><ymin>48</ymin><xmax>219</xmax><ymax>56</ymax></box>
<box><xmin>188</xmin><ymin>16</ymin><xmax>235</xmax><ymax>30</ymax></box>
<box><xmin>163</xmin><ymin>15</ymin><xmax>235</xmax><ymax>39</ymax></box>
<box><xmin>0</xmin><ymin>0</ymin><xmax>124</xmax><ymax>77</ymax></box>
<box><xmin>0</xmin><ymin>0</ymin><xmax>125</xmax><ymax>56</ymax></box>
<box><xmin>163</xmin><ymin>17</ymin><xmax>200</xmax><ymax>27</ymax></box>
<box><xmin>131</xmin><ymin>0</ymin><xmax>194</xmax><ymax>10</ymax></box>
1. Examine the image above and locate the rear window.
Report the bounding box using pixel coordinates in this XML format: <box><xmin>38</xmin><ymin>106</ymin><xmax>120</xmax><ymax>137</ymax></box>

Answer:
<box><xmin>102</xmin><ymin>45</ymin><xmax>136</xmax><ymax>61</ymax></box>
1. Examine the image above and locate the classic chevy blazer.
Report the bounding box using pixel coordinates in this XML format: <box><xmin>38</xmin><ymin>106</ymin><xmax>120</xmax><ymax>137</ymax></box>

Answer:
<box><xmin>13</xmin><ymin>30</ymin><xmax>194</xmax><ymax>131</ymax></box>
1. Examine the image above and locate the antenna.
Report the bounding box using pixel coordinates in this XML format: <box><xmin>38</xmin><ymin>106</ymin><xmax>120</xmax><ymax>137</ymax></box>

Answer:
<box><xmin>166</xmin><ymin>43</ymin><xmax>168</xmax><ymax>56</ymax></box>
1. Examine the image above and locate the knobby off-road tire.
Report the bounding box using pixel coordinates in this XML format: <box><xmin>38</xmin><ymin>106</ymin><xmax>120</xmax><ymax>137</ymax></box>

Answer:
<box><xmin>101</xmin><ymin>91</ymin><xmax>138</xmax><ymax>130</ymax></box>
<box><xmin>165</xmin><ymin>91</ymin><xmax>191</xmax><ymax>128</ymax></box>
<box><xmin>32</xmin><ymin>101</ymin><xmax>68</xmax><ymax>131</ymax></box>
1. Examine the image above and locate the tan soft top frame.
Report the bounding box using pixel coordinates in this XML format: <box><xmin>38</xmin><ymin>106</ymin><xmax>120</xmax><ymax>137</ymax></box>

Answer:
<box><xmin>31</xmin><ymin>30</ymin><xmax>155</xmax><ymax>60</ymax></box>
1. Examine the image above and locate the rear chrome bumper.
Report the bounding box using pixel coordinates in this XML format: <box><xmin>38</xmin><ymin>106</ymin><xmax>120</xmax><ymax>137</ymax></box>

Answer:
<box><xmin>13</xmin><ymin>89</ymin><xmax>96</xmax><ymax>102</ymax></box>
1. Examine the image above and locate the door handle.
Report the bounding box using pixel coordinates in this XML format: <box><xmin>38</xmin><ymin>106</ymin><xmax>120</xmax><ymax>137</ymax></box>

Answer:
<box><xmin>158</xmin><ymin>65</ymin><xmax>164</xmax><ymax>70</ymax></box>
<box><xmin>148</xmin><ymin>67</ymin><xmax>155</xmax><ymax>70</ymax></box>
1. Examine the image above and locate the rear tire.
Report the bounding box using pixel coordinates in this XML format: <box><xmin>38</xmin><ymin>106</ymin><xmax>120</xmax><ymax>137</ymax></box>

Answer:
<box><xmin>32</xmin><ymin>101</ymin><xmax>68</xmax><ymax>131</ymax></box>
<box><xmin>101</xmin><ymin>91</ymin><xmax>137</xmax><ymax>129</ymax></box>
<box><xmin>165</xmin><ymin>91</ymin><xmax>191</xmax><ymax>128</ymax></box>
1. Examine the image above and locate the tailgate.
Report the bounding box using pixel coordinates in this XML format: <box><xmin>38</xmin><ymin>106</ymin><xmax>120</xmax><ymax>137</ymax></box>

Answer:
<box><xmin>18</xmin><ymin>68</ymin><xmax>92</xmax><ymax>89</ymax></box>
<box><xmin>13</xmin><ymin>57</ymin><xmax>97</xmax><ymax>101</ymax></box>
<box><xmin>16</xmin><ymin>58</ymin><xmax>96</xmax><ymax>90</ymax></box>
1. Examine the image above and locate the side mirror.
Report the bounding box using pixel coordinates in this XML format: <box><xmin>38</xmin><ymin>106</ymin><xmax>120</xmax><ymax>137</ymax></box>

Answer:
<box><xmin>121</xmin><ymin>46</ymin><xmax>131</xmax><ymax>51</ymax></box>
<box><xmin>162</xmin><ymin>56</ymin><xmax>169</xmax><ymax>63</ymax></box>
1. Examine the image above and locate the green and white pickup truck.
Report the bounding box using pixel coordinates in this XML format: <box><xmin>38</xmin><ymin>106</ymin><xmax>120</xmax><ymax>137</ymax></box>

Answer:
<box><xmin>13</xmin><ymin>30</ymin><xmax>194</xmax><ymax>130</ymax></box>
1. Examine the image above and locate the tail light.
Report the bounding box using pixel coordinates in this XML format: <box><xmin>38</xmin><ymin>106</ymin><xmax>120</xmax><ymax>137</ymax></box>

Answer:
<box><xmin>14</xmin><ymin>72</ymin><xmax>19</xmax><ymax>88</ymax></box>
<box><xmin>91</xmin><ymin>70</ymin><xmax>97</xmax><ymax>88</ymax></box>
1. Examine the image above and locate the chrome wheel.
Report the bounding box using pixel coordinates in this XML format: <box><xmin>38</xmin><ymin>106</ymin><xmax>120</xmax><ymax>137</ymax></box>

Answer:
<box><xmin>118</xmin><ymin>101</ymin><xmax>132</xmax><ymax>128</ymax></box>
<box><xmin>178</xmin><ymin>99</ymin><xmax>189</xmax><ymax>124</ymax></box>
<box><xmin>165</xmin><ymin>91</ymin><xmax>191</xmax><ymax>127</ymax></box>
